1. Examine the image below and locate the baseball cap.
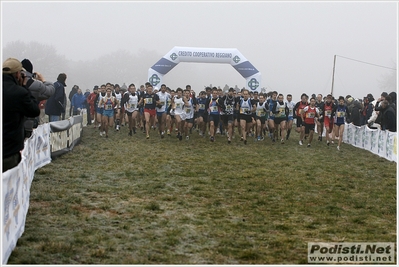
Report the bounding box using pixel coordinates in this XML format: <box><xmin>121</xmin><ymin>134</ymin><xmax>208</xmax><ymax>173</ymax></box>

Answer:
<box><xmin>3</xmin><ymin>58</ymin><xmax>26</xmax><ymax>74</ymax></box>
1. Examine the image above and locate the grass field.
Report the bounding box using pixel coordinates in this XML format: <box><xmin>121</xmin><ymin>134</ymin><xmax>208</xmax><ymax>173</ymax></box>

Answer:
<box><xmin>7</xmin><ymin>123</ymin><xmax>397</xmax><ymax>264</ymax></box>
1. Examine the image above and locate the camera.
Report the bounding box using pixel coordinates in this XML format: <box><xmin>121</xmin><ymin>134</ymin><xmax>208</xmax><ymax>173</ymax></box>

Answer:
<box><xmin>32</xmin><ymin>73</ymin><xmax>37</xmax><ymax>79</ymax></box>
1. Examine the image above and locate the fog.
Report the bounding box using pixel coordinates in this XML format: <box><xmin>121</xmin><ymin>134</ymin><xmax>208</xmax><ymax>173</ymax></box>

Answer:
<box><xmin>2</xmin><ymin>1</ymin><xmax>397</xmax><ymax>101</ymax></box>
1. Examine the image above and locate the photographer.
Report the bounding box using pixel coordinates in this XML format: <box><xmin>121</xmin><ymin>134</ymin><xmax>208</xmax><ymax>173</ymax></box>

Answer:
<box><xmin>21</xmin><ymin>59</ymin><xmax>55</xmax><ymax>137</ymax></box>
<box><xmin>3</xmin><ymin>58</ymin><xmax>40</xmax><ymax>172</ymax></box>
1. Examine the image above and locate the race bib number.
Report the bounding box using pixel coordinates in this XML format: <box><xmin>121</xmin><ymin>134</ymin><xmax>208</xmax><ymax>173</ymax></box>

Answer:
<box><xmin>176</xmin><ymin>103</ymin><xmax>182</xmax><ymax>109</ymax></box>
<box><xmin>240</xmin><ymin>108</ymin><xmax>249</xmax><ymax>114</ymax></box>
<box><xmin>128</xmin><ymin>103</ymin><xmax>136</xmax><ymax>109</ymax></box>
<box><xmin>185</xmin><ymin>108</ymin><xmax>191</xmax><ymax>114</ymax></box>
<box><xmin>325</xmin><ymin>110</ymin><xmax>331</xmax><ymax>117</ymax></box>
<box><xmin>210</xmin><ymin>106</ymin><xmax>218</xmax><ymax>112</ymax></box>
<box><xmin>306</xmin><ymin>112</ymin><xmax>315</xmax><ymax>118</ymax></box>
<box><xmin>337</xmin><ymin>111</ymin><xmax>345</xmax><ymax>118</ymax></box>
<box><xmin>105</xmin><ymin>104</ymin><xmax>113</xmax><ymax>110</ymax></box>
<box><xmin>289</xmin><ymin>109</ymin><xmax>294</xmax><ymax>116</ymax></box>
<box><xmin>160</xmin><ymin>101</ymin><xmax>165</xmax><ymax>106</ymax></box>
<box><xmin>225</xmin><ymin>105</ymin><xmax>233</xmax><ymax>113</ymax></box>
<box><xmin>145</xmin><ymin>98</ymin><xmax>153</xmax><ymax>104</ymax></box>
<box><xmin>278</xmin><ymin>107</ymin><xmax>286</xmax><ymax>117</ymax></box>
<box><xmin>256</xmin><ymin>110</ymin><xmax>266</xmax><ymax>117</ymax></box>
<box><xmin>199</xmin><ymin>103</ymin><xmax>205</xmax><ymax>110</ymax></box>
<box><xmin>298</xmin><ymin>108</ymin><xmax>303</xmax><ymax>115</ymax></box>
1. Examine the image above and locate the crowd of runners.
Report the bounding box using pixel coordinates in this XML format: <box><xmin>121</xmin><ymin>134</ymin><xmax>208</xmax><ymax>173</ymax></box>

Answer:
<box><xmin>85</xmin><ymin>82</ymin><xmax>396</xmax><ymax>151</ymax></box>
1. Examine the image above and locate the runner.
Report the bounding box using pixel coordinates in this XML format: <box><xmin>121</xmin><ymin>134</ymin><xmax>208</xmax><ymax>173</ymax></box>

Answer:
<box><xmin>272</xmin><ymin>93</ymin><xmax>289</xmax><ymax>144</ymax></box>
<box><xmin>138</xmin><ymin>84</ymin><xmax>160</xmax><ymax>139</ymax></box>
<box><xmin>138</xmin><ymin>84</ymin><xmax>146</xmax><ymax>132</ymax></box>
<box><xmin>156</xmin><ymin>84</ymin><xmax>171</xmax><ymax>138</ymax></box>
<box><xmin>195</xmin><ymin>91</ymin><xmax>208</xmax><ymax>137</ymax></box>
<box><xmin>266</xmin><ymin>91</ymin><xmax>278</xmax><ymax>142</ymax></box>
<box><xmin>237</xmin><ymin>89</ymin><xmax>255</xmax><ymax>145</ymax></box>
<box><xmin>206</xmin><ymin>88</ymin><xmax>222</xmax><ymax>142</ymax></box>
<box><xmin>98</xmin><ymin>86</ymin><xmax>119</xmax><ymax>138</ymax></box>
<box><xmin>220</xmin><ymin>88</ymin><xmax>237</xmax><ymax>143</ymax></box>
<box><xmin>301</xmin><ymin>97</ymin><xmax>320</xmax><ymax>147</ymax></box>
<box><xmin>255</xmin><ymin>93</ymin><xmax>269</xmax><ymax>141</ymax></box>
<box><xmin>170</xmin><ymin>88</ymin><xmax>185</xmax><ymax>141</ymax></box>
<box><xmin>121</xmin><ymin>83</ymin><xmax>140</xmax><ymax>136</ymax></box>
<box><xmin>285</xmin><ymin>94</ymin><xmax>296</xmax><ymax>140</ymax></box>
<box><xmin>166</xmin><ymin>89</ymin><xmax>175</xmax><ymax>136</ymax></box>
<box><xmin>294</xmin><ymin>93</ymin><xmax>309</xmax><ymax>145</ymax></box>
<box><xmin>331</xmin><ymin>96</ymin><xmax>349</xmax><ymax>151</ymax></box>
<box><xmin>95</xmin><ymin>84</ymin><xmax>106</xmax><ymax>135</ymax></box>
<box><xmin>320</xmin><ymin>94</ymin><xmax>336</xmax><ymax>146</ymax></box>
<box><xmin>113</xmin><ymin>84</ymin><xmax>123</xmax><ymax>131</ymax></box>
<box><xmin>183</xmin><ymin>88</ymin><xmax>197</xmax><ymax>140</ymax></box>
<box><xmin>315</xmin><ymin>93</ymin><xmax>324</xmax><ymax>141</ymax></box>
<box><xmin>249</xmin><ymin>91</ymin><xmax>260</xmax><ymax>138</ymax></box>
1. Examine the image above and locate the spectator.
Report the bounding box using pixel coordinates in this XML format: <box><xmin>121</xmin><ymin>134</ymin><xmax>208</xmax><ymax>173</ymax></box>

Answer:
<box><xmin>84</xmin><ymin>89</ymin><xmax>91</xmax><ymax>124</ymax></box>
<box><xmin>45</xmin><ymin>73</ymin><xmax>67</xmax><ymax>122</ymax></box>
<box><xmin>388</xmin><ymin>91</ymin><xmax>396</xmax><ymax>112</ymax></box>
<box><xmin>368</xmin><ymin>92</ymin><xmax>387</xmax><ymax>128</ymax></box>
<box><xmin>71</xmin><ymin>88</ymin><xmax>87</xmax><ymax>116</ymax></box>
<box><xmin>3</xmin><ymin>58</ymin><xmax>40</xmax><ymax>172</ymax></box>
<box><xmin>361</xmin><ymin>95</ymin><xmax>374</xmax><ymax>125</ymax></box>
<box><xmin>380</xmin><ymin>100</ymin><xmax>396</xmax><ymax>132</ymax></box>
<box><xmin>38</xmin><ymin>100</ymin><xmax>47</xmax><ymax>124</ymax></box>
<box><xmin>21</xmin><ymin>58</ymin><xmax>55</xmax><ymax>137</ymax></box>
<box><xmin>69</xmin><ymin>85</ymin><xmax>79</xmax><ymax>117</ymax></box>
<box><xmin>87</xmin><ymin>86</ymin><xmax>99</xmax><ymax>126</ymax></box>
<box><xmin>347</xmin><ymin>97</ymin><xmax>362</xmax><ymax>126</ymax></box>
<box><xmin>372</xmin><ymin>92</ymin><xmax>389</xmax><ymax>128</ymax></box>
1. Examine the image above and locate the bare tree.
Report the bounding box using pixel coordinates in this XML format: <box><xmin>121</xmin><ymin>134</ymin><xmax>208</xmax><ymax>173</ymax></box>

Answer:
<box><xmin>3</xmin><ymin>41</ymin><xmax>68</xmax><ymax>82</ymax></box>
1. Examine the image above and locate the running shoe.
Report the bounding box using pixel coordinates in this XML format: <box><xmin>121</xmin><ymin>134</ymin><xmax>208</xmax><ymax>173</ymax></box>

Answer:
<box><xmin>179</xmin><ymin>135</ymin><xmax>183</xmax><ymax>141</ymax></box>
<box><xmin>337</xmin><ymin>146</ymin><xmax>340</xmax><ymax>151</ymax></box>
<box><xmin>186</xmin><ymin>136</ymin><xmax>189</xmax><ymax>140</ymax></box>
<box><xmin>281</xmin><ymin>139</ymin><xmax>284</xmax><ymax>144</ymax></box>
<box><xmin>307</xmin><ymin>143</ymin><xmax>311</xmax><ymax>147</ymax></box>
<box><xmin>327</xmin><ymin>141</ymin><xmax>330</xmax><ymax>146</ymax></box>
<box><xmin>257</xmin><ymin>136</ymin><xmax>261</xmax><ymax>141</ymax></box>
<box><xmin>100</xmin><ymin>132</ymin><xmax>103</xmax><ymax>137</ymax></box>
<box><xmin>116</xmin><ymin>125</ymin><xmax>120</xmax><ymax>131</ymax></box>
<box><xmin>244</xmin><ymin>139</ymin><xmax>247</xmax><ymax>145</ymax></box>
<box><xmin>299</xmin><ymin>140</ymin><xmax>303</xmax><ymax>146</ymax></box>
<box><xmin>167</xmin><ymin>129</ymin><xmax>171</xmax><ymax>135</ymax></box>
<box><xmin>210</xmin><ymin>136</ymin><xmax>214</xmax><ymax>142</ymax></box>
<box><xmin>128</xmin><ymin>130</ymin><xmax>132</xmax><ymax>136</ymax></box>
<box><xmin>146</xmin><ymin>135</ymin><xmax>150</xmax><ymax>139</ymax></box>
<box><xmin>228</xmin><ymin>137</ymin><xmax>231</xmax><ymax>144</ymax></box>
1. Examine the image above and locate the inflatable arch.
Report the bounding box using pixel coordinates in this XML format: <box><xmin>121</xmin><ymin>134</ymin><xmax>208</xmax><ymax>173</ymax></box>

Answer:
<box><xmin>148</xmin><ymin>46</ymin><xmax>262</xmax><ymax>92</ymax></box>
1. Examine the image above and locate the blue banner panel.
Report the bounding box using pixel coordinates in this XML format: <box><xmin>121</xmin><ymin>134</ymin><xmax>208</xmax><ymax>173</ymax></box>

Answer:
<box><xmin>232</xmin><ymin>61</ymin><xmax>259</xmax><ymax>78</ymax></box>
<box><xmin>151</xmin><ymin>58</ymin><xmax>178</xmax><ymax>75</ymax></box>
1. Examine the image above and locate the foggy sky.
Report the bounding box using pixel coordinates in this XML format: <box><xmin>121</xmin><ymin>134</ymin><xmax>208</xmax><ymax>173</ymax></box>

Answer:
<box><xmin>2</xmin><ymin>1</ymin><xmax>397</xmax><ymax>101</ymax></box>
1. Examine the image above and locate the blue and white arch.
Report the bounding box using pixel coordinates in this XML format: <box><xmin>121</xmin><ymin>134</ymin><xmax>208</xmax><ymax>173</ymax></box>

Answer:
<box><xmin>148</xmin><ymin>46</ymin><xmax>262</xmax><ymax>92</ymax></box>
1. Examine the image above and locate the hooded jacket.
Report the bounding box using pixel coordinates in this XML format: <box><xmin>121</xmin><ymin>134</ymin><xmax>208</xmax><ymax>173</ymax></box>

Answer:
<box><xmin>3</xmin><ymin>73</ymin><xmax>40</xmax><ymax>158</ymax></box>
<box><xmin>45</xmin><ymin>77</ymin><xmax>66</xmax><ymax>116</ymax></box>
